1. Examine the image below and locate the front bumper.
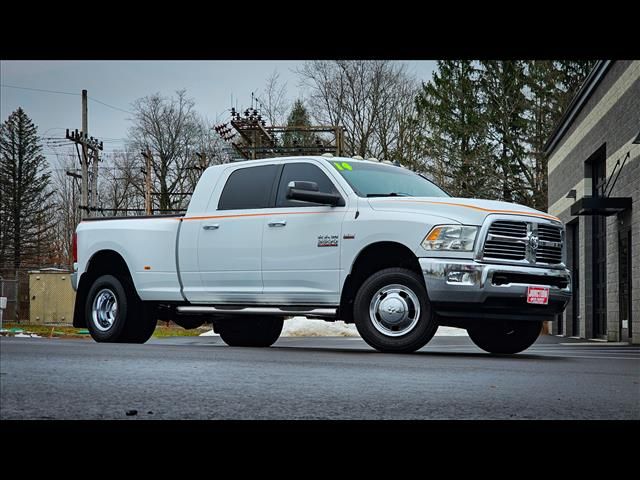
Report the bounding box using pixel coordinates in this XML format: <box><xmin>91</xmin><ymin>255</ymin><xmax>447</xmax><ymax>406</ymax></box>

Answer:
<box><xmin>419</xmin><ymin>258</ymin><xmax>571</xmax><ymax>322</ymax></box>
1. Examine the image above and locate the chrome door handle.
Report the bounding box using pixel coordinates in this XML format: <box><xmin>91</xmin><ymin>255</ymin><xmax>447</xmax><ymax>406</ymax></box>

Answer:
<box><xmin>268</xmin><ymin>220</ymin><xmax>287</xmax><ymax>227</ymax></box>
<box><xmin>202</xmin><ymin>224</ymin><xmax>219</xmax><ymax>230</ymax></box>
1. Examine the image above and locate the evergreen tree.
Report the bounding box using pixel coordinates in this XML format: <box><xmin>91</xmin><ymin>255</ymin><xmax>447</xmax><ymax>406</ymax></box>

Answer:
<box><xmin>479</xmin><ymin>60</ymin><xmax>529</xmax><ymax>203</ymax></box>
<box><xmin>414</xmin><ymin>60</ymin><xmax>594</xmax><ymax>209</ymax></box>
<box><xmin>0</xmin><ymin>108</ymin><xmax>52</xmax><ymax>270</ymax></box>
<box><xmin>523</xmin><ymin>60</ymin><xmax>560</xmax><ymax>210</ymax></box>
<box><xmin>523</xmin><ymin>60</ymin><xmax>595</xmax><ymax>210</ymax></box>
<box><xmin>556</xmin><ymin>60</ymin><xmax>595</xmax><ymax>113</ymax></box>
<box><xmin>282</xmin><ymin>99</ymin><xmax>318</xmax><ymax>151</ymax></box>
<box><xmin>415</xmin><ymin>60</ymin><xmax>493</xmax><ymax>197</ymax></box>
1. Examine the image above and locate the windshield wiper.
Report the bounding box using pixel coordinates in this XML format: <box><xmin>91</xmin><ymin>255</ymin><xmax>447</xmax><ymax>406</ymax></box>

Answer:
<box><xmin>366</xmin><ymin>192</ymin><xmax>412</xmax><ymax>197</ymax></box>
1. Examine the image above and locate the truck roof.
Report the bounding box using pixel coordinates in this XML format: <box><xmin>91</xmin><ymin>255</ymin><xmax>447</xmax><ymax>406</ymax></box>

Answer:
<box><xmin>204</xmin><ymin>156</ymin><xmax>393</xmax><ymax>173</ymax></box>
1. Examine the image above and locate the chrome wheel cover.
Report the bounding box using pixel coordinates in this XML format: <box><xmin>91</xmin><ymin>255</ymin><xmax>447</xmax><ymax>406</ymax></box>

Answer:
<box><xmin>92</xmin><ymin>288</ymin><xmax>118</xmax><ymax>331</ymax></box>
<box><xmin>369</xmin><ymin>284</ymin><xmax>421</xmax><ymax>337</ymax></box>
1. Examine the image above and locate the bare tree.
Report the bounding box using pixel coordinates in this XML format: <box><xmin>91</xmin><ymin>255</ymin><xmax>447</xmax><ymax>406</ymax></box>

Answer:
<box><xmin>49</xmin><ymin>152</ymin><xmax>82</xmax><ymax>266</ymax></box>
<box><xmin>178</xmin><ymin>115</ymin><xmax>232</xmax><ymax>207</ymax></box>
<box><xmin>256</xmin><ymin>70</ymin><xmax>290</xmax><ymax>126</ymax></box>
<box><xmin>297</xmin><ymin>60</ymin><xmax>346</xmax><ymax>128</ymax></box>
<box><xmin>97</xmin><ymin>149</ymin><xmax>146</xmax><ymax>215</ymax></box>
<box><xmin>127</xmin><ymin>90</ymin><xmax>200</xmax><ymax>212</ymax></box>
<box><xmin>297</xmin><ymin>60</ymin><xmax>420</xmax><ymax>161</ymax></box>
<box><xmin>372</xmin><ymin>69</ymin><xmax>423</xmax><ymax>167</ymax></box>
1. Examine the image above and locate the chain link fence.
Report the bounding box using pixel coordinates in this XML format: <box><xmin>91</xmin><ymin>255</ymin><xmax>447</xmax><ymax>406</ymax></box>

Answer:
<box><xmin>1</xmin><ymin>270</ymin><xmax>26</xmax><ymax>322</ymax></box>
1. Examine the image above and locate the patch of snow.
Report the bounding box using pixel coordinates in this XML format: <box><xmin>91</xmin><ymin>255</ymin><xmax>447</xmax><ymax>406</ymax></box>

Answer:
<box><xmin>281</xmin><ymin>318</ymin><xmax>468</xmax><ymax>337</ymax></box>
<box><xmin>14</xmin><ymin>333</ymin><xmax>41</xmax><ymax>338</ymax></box>
<box><xmin>199</xmin><ymin>329</ymin><xmax>219</xmax><ymax>336</ymax></box>
<box><xmin>435</xmin><ymin>326</ymin><xmax>468</xmax><ymax>337</ymax></box>
<box><xmin>197</xmin><ymin>317</ymin><xmax>469</xmax><ymax>338</ymax></box>
<box><xmin>281</xmin><ymin>317</ymin><xmax>359</xmax><ymax>337</ymax></box>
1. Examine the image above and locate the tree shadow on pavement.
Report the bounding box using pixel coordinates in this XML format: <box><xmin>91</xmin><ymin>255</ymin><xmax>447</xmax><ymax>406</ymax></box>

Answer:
<box><xmin>269</xmin><ymin>345</ymin><xmax>565</xmax><ymax>361</ymax></box>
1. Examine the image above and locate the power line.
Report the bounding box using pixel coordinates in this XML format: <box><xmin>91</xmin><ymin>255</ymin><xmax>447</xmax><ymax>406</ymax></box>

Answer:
<box><xmin>1</xmin><ymin>84</ymin><xmax>134</xmax><ymax>115</ymax></box>
<box><xmin>0</xmin><ymin>84</ymin><xmax>79</xmax><ymax>96</ymax></box>
<box><xmin>89</xmin><ymin>97</ymin><xmax>133</xmax><ymax>115</ymax></box>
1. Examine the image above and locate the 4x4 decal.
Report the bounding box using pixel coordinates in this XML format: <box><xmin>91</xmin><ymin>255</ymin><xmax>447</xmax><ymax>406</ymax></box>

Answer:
<box><xmin>317</xmin><ymin>234</ymin><xmax>339</xmax><ymax>247</ymax></box>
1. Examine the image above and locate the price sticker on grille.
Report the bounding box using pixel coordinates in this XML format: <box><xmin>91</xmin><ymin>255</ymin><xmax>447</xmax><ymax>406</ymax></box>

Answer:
<box><xmin>527</xmin><ymin>286</ymin><xmax>549</xmax><ymax>305</ymax></box>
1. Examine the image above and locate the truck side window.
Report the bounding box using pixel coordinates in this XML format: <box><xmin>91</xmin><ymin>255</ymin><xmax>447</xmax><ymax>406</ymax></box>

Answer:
<box><xmin>276</xmin><ymin>163</ymin><xmax>340</xmax><ymax>207</ymax></box>
<box><xmin>218</xmin><ymin>165</ymin><xmax>279</xmax><ymax>210</ymax></box>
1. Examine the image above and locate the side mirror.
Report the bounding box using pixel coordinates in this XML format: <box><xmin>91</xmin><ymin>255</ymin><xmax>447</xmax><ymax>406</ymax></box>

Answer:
<box><xmin>286</xmin><ymin>181</ymin><xmax>345</xmax><ymax>206</ymax></box>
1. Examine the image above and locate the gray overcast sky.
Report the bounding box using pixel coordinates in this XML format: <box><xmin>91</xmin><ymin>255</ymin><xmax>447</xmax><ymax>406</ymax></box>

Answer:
<box><xmin>0</xmin><ymin>60</ymin><xmax>436</xmax><ymax>165</ymax></box>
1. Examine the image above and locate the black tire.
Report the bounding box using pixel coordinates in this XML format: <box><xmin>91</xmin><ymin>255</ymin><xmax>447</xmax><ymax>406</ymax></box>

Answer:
<box><xmin>467</xmin><ymin>320</ymin><xmax>542</xmax><ymax>354</ymax></box>
<box><xmin>353</xmin><ymin>268</ymin><xmax>437</xmax><ymax>353</ymax></box>
<box><xmin>85</xmin><ymin>274</ymin><xmax>157</xmax><ymax>344</ymax></box>
<box><xmin>218</xmin><ymin>316</ymin><xmax>283</xmax><ymax>347</ymax></box>
<box><xmin>120</xmin><ymin>301</ymin><xmax>158</xmax><ymax>344</ymax></box>
<box><xmin>85</xmin><ymin>274</ymin><xmax>129</xmax><ymax>342</ymax></box>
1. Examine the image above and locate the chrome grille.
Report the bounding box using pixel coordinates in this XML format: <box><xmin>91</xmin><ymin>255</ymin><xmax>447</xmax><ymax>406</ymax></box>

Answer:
<box><xmin>488</xmin><ymin>220</ymin><xmax>528</xmax><ymax>238</ymax></box>
<box><xmin>536</xmin><ymin>224</ymin><xmax>563</xmax><ymax>264</ymax></box>
<box><xmin>481</xmin><ymin>219</ymin><xmax>564</xmax><ymax>266</ymax></box>
<box><xmin>483</xmin><ymin>221</ymin><xmax>527</xmax><ymax>261</ymax></box>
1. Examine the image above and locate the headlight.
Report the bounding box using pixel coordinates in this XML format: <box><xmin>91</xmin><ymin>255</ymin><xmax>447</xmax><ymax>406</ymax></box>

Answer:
<box><xmin>421</xmin><ymin>225</ymin><xmax>478</xmax><ymax>251</ymax></box>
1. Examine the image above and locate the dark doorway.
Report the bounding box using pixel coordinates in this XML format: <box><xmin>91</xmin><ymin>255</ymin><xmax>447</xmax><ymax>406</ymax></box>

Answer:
<box><xmin>590</xmin><ymin>146</ymin><xmax>607</xmax><ymax>338</ymax></box>
<box><xmin>619</xmin><ymin>226</ymin><xmax>632</xmax><ymax>341</ymax></box>
<box><xmin>569</xmin><ymin>221</ymin><xmax>580</xmax><ymax>337</ymax></box>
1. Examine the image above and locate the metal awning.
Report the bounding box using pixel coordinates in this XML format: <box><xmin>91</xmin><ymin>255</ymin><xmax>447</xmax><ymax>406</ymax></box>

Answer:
<box><xmin>570</xmin><ymin>196</ymin><xmax>632</xmax><ymax>216</ymax></box>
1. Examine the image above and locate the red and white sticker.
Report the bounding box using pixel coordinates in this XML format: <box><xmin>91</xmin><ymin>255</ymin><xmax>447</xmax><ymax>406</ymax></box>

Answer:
<box><xmin>527</xmin><ymin>286</ymin><xmax>549</xmax><ymax>305</ymax></box>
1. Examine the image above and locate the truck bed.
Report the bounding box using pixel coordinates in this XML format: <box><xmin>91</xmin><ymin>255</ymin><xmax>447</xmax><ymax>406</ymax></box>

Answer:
<box><xmin>76</xmin><ymin>214</ymin><xmax>184</xmax><ymax>301</ymax></box>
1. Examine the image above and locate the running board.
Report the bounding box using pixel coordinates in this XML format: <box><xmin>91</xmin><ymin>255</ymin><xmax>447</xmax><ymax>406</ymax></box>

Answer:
<box><xmin>176</xmin><ymin>306</ymin><xmax>337</xmax><ymax>318</ymax></box>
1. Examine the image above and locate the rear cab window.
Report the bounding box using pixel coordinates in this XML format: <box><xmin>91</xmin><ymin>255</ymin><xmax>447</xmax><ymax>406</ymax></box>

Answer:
<box><xmin>218</xmin><ymin>164</ymin><xmax>279</xmax><ymax>210</ymax></box>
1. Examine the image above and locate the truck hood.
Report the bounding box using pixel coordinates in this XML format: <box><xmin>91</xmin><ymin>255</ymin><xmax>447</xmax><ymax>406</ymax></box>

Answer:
<box><xmin>367</xmin><ymin>197</ymin><xmax>559</xmax><ymax>225</ymax></box>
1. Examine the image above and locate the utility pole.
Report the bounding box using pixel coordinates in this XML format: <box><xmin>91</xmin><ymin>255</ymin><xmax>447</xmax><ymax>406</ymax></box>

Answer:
<box><xmin>141</xmin><ymin>149</ymin><xmax>153</xmax><ymax>215</ymax></box>
<box><xmin>65</xmin><ymin>89</ymin><xmax>102</xmax><ymax>219</ymax></box>
<box><xmin>335</xmin><ymin>126</ymin><xmax>345</xmax><ymax>156</ymax></box>
<box><xmin>91</xmin><ymin>147</ymin><xmax>100</xmax><ymax>212</ymax></box>
<box><xmin>195</xmin><ymin>152</ymin><xmax>207</xmax><ymax>172</ymax></box>
<box><xmin>65</xmin><ymin>129</ymin><xmax>103</xmax><ymax>217</ymax></box>
<box><xmin>81</xmin><ymin>90</ymin><xmax>89</xmax><ymax>217</ymax></box>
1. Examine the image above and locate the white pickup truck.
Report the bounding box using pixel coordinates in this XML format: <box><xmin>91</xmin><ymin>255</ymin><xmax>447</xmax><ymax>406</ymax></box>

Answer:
<box><xmin>71</xmin><ymin>156</ymin><xmax>571</xmax><ymax>354</ymax></box>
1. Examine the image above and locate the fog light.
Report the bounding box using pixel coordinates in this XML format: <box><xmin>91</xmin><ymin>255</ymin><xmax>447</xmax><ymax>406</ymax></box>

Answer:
<box><xmin>446</xmin><ymin>271</ymin><xmax>477</xmax><ymax>285</ymax></box>
<box><xmin>447</xmin><ymin>271</ymin><xmax>464</xmax><ymax>283</ymax></box>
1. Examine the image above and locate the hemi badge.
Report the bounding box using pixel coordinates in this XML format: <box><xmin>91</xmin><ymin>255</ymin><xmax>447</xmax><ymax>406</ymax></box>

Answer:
<box><xmin>343</xmin><ymin>234</ymin><xmax>355</xmax><ymax>239</ymax></box>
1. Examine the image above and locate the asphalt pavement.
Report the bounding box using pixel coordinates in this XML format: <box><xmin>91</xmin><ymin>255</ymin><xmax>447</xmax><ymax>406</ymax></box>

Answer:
<box><xmin>1</xmin><ymin>332</ymin><xmax>638</xmax><ymax>419</ymax></box>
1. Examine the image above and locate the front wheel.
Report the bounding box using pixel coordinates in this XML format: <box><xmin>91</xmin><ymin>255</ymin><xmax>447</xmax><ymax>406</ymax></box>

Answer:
<box><xmin>353</xmin><ymin>268</ymin><xmax>438</xmax><ymax>353</ymax></box>
<box><xmin>218</xmin><ymin>316</ymin><xmax>283</xmax><ymax>347</ymax></box>
<box><xmin>467</xmin><ymin>320</ymin><xmax>542</xmax><ymax>354</ymax></box>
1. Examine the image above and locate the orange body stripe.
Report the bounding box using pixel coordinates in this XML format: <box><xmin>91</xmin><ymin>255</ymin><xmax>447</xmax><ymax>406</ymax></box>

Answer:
<box><xmin>182</xmin><ymin>210</ymin><xmax>340</xmax><ymax>221</ymax></box>
<box><xmin>387</xmin><ymin>199</ymin><xmax>560</xmax><ymax>222</ymax></box>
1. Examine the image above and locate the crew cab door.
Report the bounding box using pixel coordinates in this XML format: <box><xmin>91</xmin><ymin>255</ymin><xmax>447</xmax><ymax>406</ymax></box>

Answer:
<box><xmin>187</xmin><ymin>164</ymin><xmax>279</xmax><ymax>303</ymax></box>
<box><xmin>261</xmin><ymin>161</ymin><xmax>348</xmax><ymax>305</ymax></box>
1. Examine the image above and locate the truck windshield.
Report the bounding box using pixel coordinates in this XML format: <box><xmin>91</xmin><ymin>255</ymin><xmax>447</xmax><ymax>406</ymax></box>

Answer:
<box><xmin>327</xmin><ymin>160</ymin><xmax>449</xmax><ymax>198</ymax></box>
